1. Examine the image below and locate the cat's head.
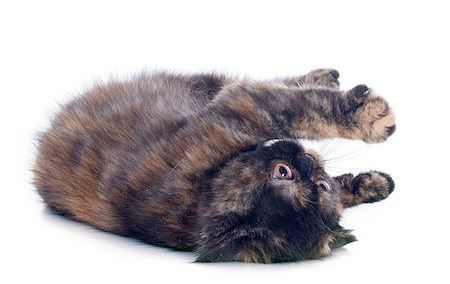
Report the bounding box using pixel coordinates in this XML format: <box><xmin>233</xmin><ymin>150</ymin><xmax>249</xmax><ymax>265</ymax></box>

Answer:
<box><xmin>196</xmin><ymin>139</ymin><xmax>355</xmax><ymax>262</ymax></box>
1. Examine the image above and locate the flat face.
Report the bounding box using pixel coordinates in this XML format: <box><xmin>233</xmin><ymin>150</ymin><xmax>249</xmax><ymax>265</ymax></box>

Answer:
<box><xmin>196</xmin><ymin>138</ymin><xmax>350</xmax><ymax>262</ymax></box>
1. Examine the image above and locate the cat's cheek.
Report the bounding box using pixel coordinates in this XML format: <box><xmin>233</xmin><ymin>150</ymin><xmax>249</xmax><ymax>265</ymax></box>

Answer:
<box><xmin>336</xmin><ymin>202</ymin><xmax>344</xmax><ymax>215</ymax></box>
<box><xmin>318</xmin><ymin>191</ymin><xmax>342</xmax><ymax>216</ymax></box>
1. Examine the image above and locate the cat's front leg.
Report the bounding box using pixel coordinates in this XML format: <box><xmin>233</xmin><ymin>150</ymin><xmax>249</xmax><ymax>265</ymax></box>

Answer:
<box><xmin>279</xmin><ymin>83</ymin><xmax>396</xmax><ymax>143</ymax></box>
<box><xmin>334</xmin><ymin>171</ymin><xmax>395</xmax><ymax>208</ymax></box>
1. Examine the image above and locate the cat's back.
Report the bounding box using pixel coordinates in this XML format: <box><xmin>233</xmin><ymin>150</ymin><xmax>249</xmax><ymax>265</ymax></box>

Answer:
<box><xmin>33</xmin><ymin>71</ymin><xmax>211</xmax><ymax>231</ymax></box>
<box><xmin>59</xmin><ymin>72</ymin><xmax>209</xmax><ymax>143</ymax></box>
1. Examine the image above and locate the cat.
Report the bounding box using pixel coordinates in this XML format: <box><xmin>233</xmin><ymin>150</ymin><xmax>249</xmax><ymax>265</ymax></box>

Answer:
<box><xmin>33</xmin><ymin>69</ymin><xmax>396</xmax><ymax>263</ymax></box>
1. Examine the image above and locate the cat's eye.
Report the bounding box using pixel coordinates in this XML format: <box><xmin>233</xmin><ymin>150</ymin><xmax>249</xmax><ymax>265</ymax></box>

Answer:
<box><xmin>314</xmin><ymin>177</ymin><xmax>331</xmax><ymax>191</ymax></box>
<box><xmin>273</xmin><ymin>163</ymin><xmax>293</xmax><ymax>179</ymax></box>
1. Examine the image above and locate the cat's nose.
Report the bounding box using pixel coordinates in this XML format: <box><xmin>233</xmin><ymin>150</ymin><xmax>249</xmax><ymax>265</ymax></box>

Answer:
<box><xmin>298</xmin><ymin>154</ymin><xmax>314</xmax><ymax>178</ymax></box>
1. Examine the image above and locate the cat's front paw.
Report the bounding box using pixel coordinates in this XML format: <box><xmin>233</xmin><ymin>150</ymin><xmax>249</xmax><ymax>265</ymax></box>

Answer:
<box><xmin>305</xmin><ymin>68</ymin><xmax>340</xmax><ymax>90</ymax></box>
<box><xmin>351</xmin><ymin>171</ymin><xmax>395</xmax><ymax>204</ymax></box>
<box><xmin>345</xmin><ymin>85</ymin><xmax>396</xmax><ymax>143</ymax></box>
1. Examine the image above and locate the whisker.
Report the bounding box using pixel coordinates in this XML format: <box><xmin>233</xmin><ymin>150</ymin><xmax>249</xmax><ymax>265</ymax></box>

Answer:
<box><xmin>323</xmin><ymin>139</ymin><xmax>351</xmax><ymax>157</ymax></box>
<box><xmin>302</xmin><ymin>196</ymin><xmax>320</xmax><ymax>205</ymax></box>
<box><xmin>319</xmin><ymin>220</ymin><xmax>334</xmax><ymax>233</ymax></box>
<box><xmin>317</xmin><ymin>139</ymin><xmax>333</xmax><ymax>155</ymax></box>
<box><xmin>168</xmin><ymin>157</ymin><xmax>185</xmax><ymax>174</ymax></box>
<box><xmin>304</xmin><ymin>139</ymin><xmax>375</xmax><ymax>177</ymax></box>
<box><xmin>321</xmin><ymin>139</ymin><xmax>344</xmax><ymax>157</ymax></box>
<box><xmin>325</xmin><ymin>165</ymin><xmax>370</xmax><ymax>173</ymax></box>
<box><xmin>300</xmin><ymin>209</ymin><xmax>312</xmax><ymax>244</ymax></box>
<box><xmin>324</xmin><ymin>146</ymin><xmax>371</xmax><ymax>164</ymax></box>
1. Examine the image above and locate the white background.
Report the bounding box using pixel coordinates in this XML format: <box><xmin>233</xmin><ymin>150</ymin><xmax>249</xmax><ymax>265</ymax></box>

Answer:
<box><xmin>1</xmin><ymin>0</ymin><xmax>449</xmax><ymax>283</ymax></box>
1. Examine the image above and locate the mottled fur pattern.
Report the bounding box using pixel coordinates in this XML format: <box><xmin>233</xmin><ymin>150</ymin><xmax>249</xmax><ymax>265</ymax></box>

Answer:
<box><xmin>33</xmin><ymin>69</ymin><xmax>396</xmax><ymax>262</ymax></box>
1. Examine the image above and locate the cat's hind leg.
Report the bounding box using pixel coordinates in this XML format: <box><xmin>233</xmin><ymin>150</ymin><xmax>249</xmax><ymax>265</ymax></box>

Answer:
<box><xmin>282</xmin><ymin>68</ymin><xmax>340</xmax><ymax>89</ymax></box>
<box><xmin>334</xmin><ymin>171</ymin><xmax>395</xmax><ymax>208</ymax></box>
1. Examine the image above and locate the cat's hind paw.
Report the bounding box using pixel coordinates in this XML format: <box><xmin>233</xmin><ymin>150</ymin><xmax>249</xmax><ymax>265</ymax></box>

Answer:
<box><xmin>305</xmin><ymin>68</ymin><xmax>340</xmax><ymax>90</ymax></box>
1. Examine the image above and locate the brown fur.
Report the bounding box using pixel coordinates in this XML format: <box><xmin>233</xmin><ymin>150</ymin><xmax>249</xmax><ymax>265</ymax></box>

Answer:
<box><xmin>33</xmin><ymin>69</ymin><xmax>395</xmax><ymax>262</ymax></box>
<box><xmin>335</xmin><ymin>171</ymin><xmax>395</xmax><ymax>208</ymax></box>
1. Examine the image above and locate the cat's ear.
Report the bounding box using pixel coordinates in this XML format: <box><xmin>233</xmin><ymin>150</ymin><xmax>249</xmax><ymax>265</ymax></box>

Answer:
<box><xmin>330</xmin><ymin>226</ymin><xmax>357</xmax><ymax>249</ymax></box>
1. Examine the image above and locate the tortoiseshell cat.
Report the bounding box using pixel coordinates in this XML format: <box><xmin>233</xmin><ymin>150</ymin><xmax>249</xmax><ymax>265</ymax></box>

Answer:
<box><xmin>33</xmin><ymin>69</ymin><xmax>396</xmax><ymax>263</ymax></box>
